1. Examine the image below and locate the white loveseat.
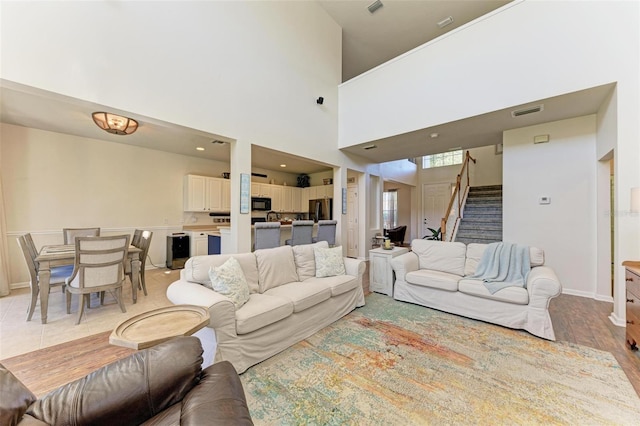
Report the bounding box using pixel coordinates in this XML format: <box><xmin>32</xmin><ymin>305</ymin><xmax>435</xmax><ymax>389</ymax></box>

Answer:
<box><xmin>167</xmin><ymin>241</ymin><xmax>365</xmax><ymax>373</ymax></box>
<box><xmin>390</xmin><ymin>239</ymin><xmax>562</xmax><ymax>340</ymax></box>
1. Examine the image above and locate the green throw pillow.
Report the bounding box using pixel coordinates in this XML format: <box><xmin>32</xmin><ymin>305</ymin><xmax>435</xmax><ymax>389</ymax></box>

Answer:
<box><xmin>208</xmin><ymin>257</ymin><xmax>250</xmax><ymax>309</ymax></box>
<box><xmin>314</xmin><ymin>246</ymin><xmax>345</xmax><ymax>278</ymax></box>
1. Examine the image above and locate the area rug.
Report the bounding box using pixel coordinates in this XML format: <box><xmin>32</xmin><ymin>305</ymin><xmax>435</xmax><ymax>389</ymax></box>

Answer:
<box><xmin>240</xmin><ymin>293</ymin><xmax>640</xmax><ymax>425</ymax></box>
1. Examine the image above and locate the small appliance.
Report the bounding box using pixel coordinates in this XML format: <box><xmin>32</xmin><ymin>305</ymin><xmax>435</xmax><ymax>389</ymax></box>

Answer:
<box><xmin>251</xmin><ymin>197</ymin><xmax>271</xmax><ymax>211</ymax></box>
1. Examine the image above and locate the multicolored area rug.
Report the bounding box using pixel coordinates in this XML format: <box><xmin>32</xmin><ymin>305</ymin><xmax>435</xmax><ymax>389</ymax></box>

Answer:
<box><xmin>240</xmin><ymin>293</ymin><xmax>640</xmax><ymax>425</ymax></box>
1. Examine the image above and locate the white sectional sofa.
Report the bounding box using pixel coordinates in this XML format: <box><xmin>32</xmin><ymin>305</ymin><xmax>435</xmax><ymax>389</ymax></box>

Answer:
<box><xmin>167</xmin><ymin>241</ymin><xmax>365</xmax><ymax>373</ymax></box>
<box><xmin>390</xmin><ymin>239</ymin><xmax>562</xmax><ymax>340</ymax></box>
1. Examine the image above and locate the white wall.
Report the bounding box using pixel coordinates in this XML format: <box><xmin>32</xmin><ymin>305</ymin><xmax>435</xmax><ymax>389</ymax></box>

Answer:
<box><xmin>339</xmin><ymin>0</ymin><xmax>639</xmax><ymax>318</ymax></box>
<box><xmin>1</xmin><ymin>123</ymin><xmax>235</xmax><ymax>284</ymax></box>
<box><xmin>0</xmin><ymin>1</ymin><xmax>375</xmax><ymax>178</ymax></box>
<box><xmin>503</xmin><ymin>115</ymin><xmax>597</xmax><ymax>296</ymax></box>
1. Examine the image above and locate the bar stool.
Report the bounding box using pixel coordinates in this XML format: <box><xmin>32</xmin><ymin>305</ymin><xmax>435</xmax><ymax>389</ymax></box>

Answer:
<box><xmin>285</xmin><ymin>220</ymin><xmax>314</xmax><ymax>246</ymax></box>
<box><xmin>254</xmin><ymin>222</ymin><xmax>281</xmax><ymax>250</ymax></box>
<box><xmin>312</xmin><ymin>220</ymin><xmax>337</xmax><ymax>246</ymax></box>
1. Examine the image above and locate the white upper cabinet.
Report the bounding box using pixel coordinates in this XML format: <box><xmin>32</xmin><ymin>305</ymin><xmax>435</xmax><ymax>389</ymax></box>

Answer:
<box><xmin>184</xmin><ymin>174</ymin><xmax>228</xmax><ymax>212</ymax></box>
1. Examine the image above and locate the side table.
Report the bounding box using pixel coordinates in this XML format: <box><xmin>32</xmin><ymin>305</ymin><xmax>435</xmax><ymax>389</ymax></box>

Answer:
<box><xmin>369</xmin><ymin>246</ymin><xmax>409</xmax><ymax>296</ymax></box>
<box><xmin>623</xmin><ymin>261</ymin><xmax>640</xmax><ymax>350</ymax></box>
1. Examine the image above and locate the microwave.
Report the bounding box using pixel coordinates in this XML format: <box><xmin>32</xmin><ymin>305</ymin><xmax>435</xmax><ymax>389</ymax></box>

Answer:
<box><xmin>251</xmin><ymin>197</ymin><xmax>271</xmax><ymax>211</ymax></box>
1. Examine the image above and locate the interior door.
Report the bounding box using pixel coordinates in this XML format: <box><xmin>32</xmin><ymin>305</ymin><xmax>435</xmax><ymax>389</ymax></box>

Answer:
<box><xmin>422</xmin><ymin>183</ymin><xmax>451</xmax><ymax>238</ymax></box>
<box><xmin>347</xmin><ymin>184</ymin><xmax>358</xmax><ymax>258</ymax></box>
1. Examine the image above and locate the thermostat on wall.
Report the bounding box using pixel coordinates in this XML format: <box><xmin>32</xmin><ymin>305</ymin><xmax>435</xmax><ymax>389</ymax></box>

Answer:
<box><xmin>539</xmin><ymin>196</ymin><xmax>551</xmax><ymax>205</ymax></box>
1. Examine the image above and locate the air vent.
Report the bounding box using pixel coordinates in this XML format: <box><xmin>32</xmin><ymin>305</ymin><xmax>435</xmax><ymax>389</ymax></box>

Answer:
<box><xmin>368</xmin><ymin>0</ymin><xmax>383</xmax><ymax>14</ymax></box>
<box><xmin>511</xmin><ymin>105</ymin><xmax>544</xmax><ymax>118</ymax></box>
<box><xmin>363</xmin><ymin>144</ymin><xmax>377</xmax><ymax>150</ymax></box>
<box><xmin>211</xmin><ymin>140</ymin><xmax>226</xmax><ymax>145</ymax></box>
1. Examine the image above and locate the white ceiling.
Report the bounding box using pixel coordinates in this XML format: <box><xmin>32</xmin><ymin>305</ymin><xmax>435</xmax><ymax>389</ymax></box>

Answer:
<box><xmin>1</xmin><ymin>1</ymin><xmax>611</xmax><ymax>174</ymax></box>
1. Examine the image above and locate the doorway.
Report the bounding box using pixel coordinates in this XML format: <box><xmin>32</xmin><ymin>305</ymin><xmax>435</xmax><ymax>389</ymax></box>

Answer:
<box><xmin>421</xmin><ymin>183</ymin><xmax>451</xmax><ymax>239</ymax></box>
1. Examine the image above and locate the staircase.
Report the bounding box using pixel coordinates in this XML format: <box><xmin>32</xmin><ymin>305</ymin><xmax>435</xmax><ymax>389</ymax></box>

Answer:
<box><xmin>455</xmin><ymin>185</ymin><xmax>503</xmax><ymax>244</ymax></box>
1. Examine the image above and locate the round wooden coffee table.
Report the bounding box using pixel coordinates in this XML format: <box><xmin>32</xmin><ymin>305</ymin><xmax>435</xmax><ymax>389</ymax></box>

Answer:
<box><xmin>109</xmin><ymin>305</ymin><xmax>210</xmax><ymax>350</ymax></box>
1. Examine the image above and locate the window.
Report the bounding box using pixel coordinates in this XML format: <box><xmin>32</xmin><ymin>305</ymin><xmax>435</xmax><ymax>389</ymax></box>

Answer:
<box><xmin>382</xmin><ymin>190</ymin><xmax>397</xmax><ymax>229</ymax></box>
<box><xmin>422</xmin><ymin>150</ymin><xmax>463</xmax><ymax>169</ymax></box>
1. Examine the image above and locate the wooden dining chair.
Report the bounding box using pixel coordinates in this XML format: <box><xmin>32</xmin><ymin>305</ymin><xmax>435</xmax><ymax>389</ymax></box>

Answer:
<box><xmin>63</xmin><ymin>227</ymin><xmax>100</xmax><ymax>244</ymax></box>
<box><xmin>131</xmin><ymin>229</ymin><xmax>143</xmax><ymax>247</ymax></box>
<box><xmin>65</xmin><ymin>235</ymin><xmax>129</xmax><ymax>324</ymax></box>
<box><xmin>126</xmin><ymin>230</ymin><xmax>153</xmax><ymax>296</ymax></box>
<box><xmin>17</xmin><ymin>235</ymin><xmax>72</xmax><ymax>321</ymax></box>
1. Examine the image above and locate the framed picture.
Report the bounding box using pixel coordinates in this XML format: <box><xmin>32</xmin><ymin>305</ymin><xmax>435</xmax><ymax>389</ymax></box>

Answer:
<box><xmin>240</xmin><ymin>173</ymin><xmax>250</xmax><ymax>214</ymax></box>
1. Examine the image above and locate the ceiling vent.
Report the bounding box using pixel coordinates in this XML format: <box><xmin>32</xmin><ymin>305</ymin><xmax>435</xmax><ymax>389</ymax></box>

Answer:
<box><xmin>368</xmin><ymin>0</ymin><xmax>383</xmax><ymax>14</ymax></box>
<box><xmin>511</xmin><ymin>105</ymin><xmax>544</xmax><ymax>118</ymax></box>
<box><xmin>363</xmin><ymin>144</ymin><xmax>377</xmax><ymax>150</ymax></box>
<box><xmin>211</xmin><ymin>140</ymin><xmax>226</xmax><ymax>145</ymax></box>
<box><xmin>437</xmin><ymin>16</ymin><xmax>454</xmax><ymax>28</ymax></box>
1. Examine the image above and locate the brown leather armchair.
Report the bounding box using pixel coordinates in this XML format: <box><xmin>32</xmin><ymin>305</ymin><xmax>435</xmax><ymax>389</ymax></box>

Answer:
<box><xmin>0</xmin><ymin>337</ymin><xmax>253</xmax><ymax>426</ymax></box>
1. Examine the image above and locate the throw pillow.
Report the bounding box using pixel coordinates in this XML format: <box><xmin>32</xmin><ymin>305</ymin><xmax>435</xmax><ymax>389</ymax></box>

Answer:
<box><xmin>208</xmin><ymin>257</ymin><xmax>250</xmax><ymax>309</ymax></box>
<box><xmin>314</xmin><ymin>246</ymin><xmax>345</xmax><ymax>278</ymax></box>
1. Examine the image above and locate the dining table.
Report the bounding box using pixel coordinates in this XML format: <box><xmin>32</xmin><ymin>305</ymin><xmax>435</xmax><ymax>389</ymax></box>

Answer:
<box><xmin>35</xmin><ymin>244</ymin><xmax>142</xmax><ymax>324</ymax></box>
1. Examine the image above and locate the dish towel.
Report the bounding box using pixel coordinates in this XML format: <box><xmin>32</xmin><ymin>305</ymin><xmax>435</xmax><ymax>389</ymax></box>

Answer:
<box><xmin>471</xmin><ymin>242</ymin><xmax>530</xmax><ymax>294</ymax></box>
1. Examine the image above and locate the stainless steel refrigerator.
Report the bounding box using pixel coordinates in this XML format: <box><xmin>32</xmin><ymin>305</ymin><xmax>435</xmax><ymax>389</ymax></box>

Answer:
<box><xmin>309</xmin><ymin>198</ymin><xmax>332</xmax><ymax>222</ymax></box>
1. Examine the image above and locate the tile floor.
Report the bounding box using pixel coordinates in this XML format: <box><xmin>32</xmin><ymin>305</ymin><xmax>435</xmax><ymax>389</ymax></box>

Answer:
<box><xmin>0</xmin><ymin>268</ymin><xmax>181</xmax><ymax>360</ymax></box>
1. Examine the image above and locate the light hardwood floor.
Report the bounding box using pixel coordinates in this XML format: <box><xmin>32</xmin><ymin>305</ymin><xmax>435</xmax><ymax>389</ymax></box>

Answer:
<box><xmin>1</xmin><ymin>265</ymin><xmax>639</xmax><ymax>397</ymax></box>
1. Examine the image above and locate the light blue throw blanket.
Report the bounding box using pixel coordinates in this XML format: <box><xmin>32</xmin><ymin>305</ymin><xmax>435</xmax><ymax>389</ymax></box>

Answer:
<box><xmin>471</xmin><ymin>242</ymin><xmax>530</xmax><ymax>294</ymax></box>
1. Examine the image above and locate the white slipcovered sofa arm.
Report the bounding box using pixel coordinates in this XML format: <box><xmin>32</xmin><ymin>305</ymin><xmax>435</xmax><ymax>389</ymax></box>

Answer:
<box><xmin>344</xmin><ymin>257</ymin><xmax>365</xmax><ymax>279</ymax></box>
<box><xmin>167</xmin><ymin>280</ymin><xmax>237</xmax><ymax>335</ymax></box>
<box><xmin>527</xmin><ymin>266</ymin><xmax>562</xmax><ymax>309</ymax></box>
<box><xmin>390</xmin><ymin>252</ymin><xmax>419</xmax><ymax>281</ymax></box>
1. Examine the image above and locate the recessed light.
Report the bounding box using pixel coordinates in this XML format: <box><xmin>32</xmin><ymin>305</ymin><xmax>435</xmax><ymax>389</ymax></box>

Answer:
<box><xmin>196</xmin><ymin>147</ymin><xmax>205</xmax><ymax>151</ymax></box>
<box><xmin>280</xmin><ymin>164</ymin><xmax>287</xmax><ymax>168</ymax></box>
<box><xmin>430</xmin><ymin>133</ymin><xmax>439</xmax><ymax>139</ymax></box>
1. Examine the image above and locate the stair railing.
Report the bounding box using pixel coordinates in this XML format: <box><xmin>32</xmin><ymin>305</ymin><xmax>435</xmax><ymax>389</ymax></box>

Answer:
<box><xmin>441</xmin><ymin>151</ymin><xmax>476</xmax><ymax>242</ymax></box>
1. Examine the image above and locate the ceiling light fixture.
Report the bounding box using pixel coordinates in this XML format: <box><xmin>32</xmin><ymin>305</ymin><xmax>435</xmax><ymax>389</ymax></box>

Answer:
<box><xmin>437</xmin><ymin>16</ymin><xmax>454</xmax><ymax>28</ymax></box>
<box><xmin>280</xmin><ymin>164</ymin><xmax>287</xmax><ymax>168</ymax></box>
<box><xmin>368</xmin><ymin>0</ymin><xmax>383</xmax><ymax>14</ymax></box>
<box><xmin>196</xmin><ymin>147</ymin><xmax>205</xmax><ymax>151</ymax></box>
<box><xmin>430</xmin><ymin>133</ymin><xmax>439</xmax><ymax>138</ymax></box>
<box><xmin>92</xmin><ymin>112</ymin><xmax>138</xmax><ymax>135</ymax></box>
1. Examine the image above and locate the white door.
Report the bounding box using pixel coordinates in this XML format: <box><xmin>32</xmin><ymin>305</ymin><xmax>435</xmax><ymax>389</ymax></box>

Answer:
<box><xmin>422</xmin><ymin>183</ymin><xmax>451</xmax><ymax>238</ymax></box>
<box><xmin>347</xmin><ymin>184</ymin><xmax>358</xmax><ymax>258</ymax></box>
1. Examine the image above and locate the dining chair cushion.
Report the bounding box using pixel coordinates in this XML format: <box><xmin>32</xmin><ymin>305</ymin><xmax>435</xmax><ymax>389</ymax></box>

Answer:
<box><xmin>292</xmin><ymin>241</ymin><xmax>329</xmax><ymax>282</ymax></box>
<box><xmin>208</xmin><ymin>257</ymin><xmax>250</xmax><ymax>309</ymax></box>
<box><xmin>314</xmin><ymin>246</ymin><xmax>345</xmax><ymax>278</ymax></box>
<box><xmin>254</xmin><ymin>245</ymin><xmax>298</xmax><ymax>293</ymax></box>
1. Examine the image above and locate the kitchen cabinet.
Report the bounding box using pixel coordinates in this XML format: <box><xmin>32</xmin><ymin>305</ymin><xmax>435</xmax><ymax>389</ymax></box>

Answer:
<box><xmin>292</xmin><ymin>187</ymin><xmax>302</xmax><ymax>212</ymax></box>
<box><xmin>184</xmin><ymin>175</ymin><xmax>227</xmax><ymax>212</ymax></box>
<box><xmin>189</xmin><ymin>231</ymin><xmax>209</xmax><ymax>257</ymax></box>
<box><xmin>252</xmin><ymin>183</ymin><xmax>272</xmax><ymax>198</ymax></box>
<box><xmin>282</xmin><ymin>187</ymin><xmax>293</xmax><ymax>212</ymax></box>
<box><xmin>222</xmin><ymin>179</ymin><xmax>231</xmax><ymax>211</ymax></box>
<box><xmin>318</xmin><ymin>184</ymin><xmax>333</xmax><ymax>199</ymax></box>
<box><xmin>271</xmin><ymin>185</ymin><xmax>283</xmax><ymax>211</ymax></box>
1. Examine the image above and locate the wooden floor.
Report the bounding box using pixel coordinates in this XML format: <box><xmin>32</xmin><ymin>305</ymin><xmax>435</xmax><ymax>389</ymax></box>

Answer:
<box><xmin>549</xmin><ymin>293</ymin><xmax>640</xmax><ymax>395</ymax></box>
